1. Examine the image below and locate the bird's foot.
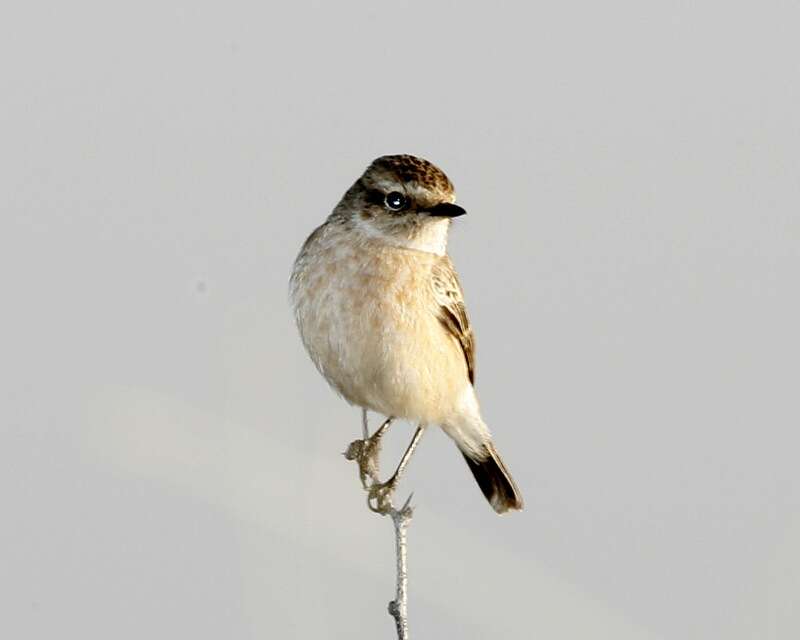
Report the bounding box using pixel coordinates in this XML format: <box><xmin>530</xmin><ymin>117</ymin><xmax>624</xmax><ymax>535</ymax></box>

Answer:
<box><xmin>367</xmin><ymin>477</ymin><xmax>398</xmax><ymax>514</ymax></box>
<box><xmin>344</xmin><ymin>428</ymin><xmax>385</xmax><ymax>490</ymax></box>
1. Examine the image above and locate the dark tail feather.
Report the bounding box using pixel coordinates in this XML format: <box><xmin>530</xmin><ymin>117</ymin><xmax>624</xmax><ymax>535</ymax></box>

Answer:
<box><xmin>462</xmin><ymin>443</ymin><xmax>524</xmax><ymax>514</ymax></box>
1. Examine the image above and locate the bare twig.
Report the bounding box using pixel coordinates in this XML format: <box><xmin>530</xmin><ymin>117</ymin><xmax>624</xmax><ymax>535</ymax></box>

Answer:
<box><xmin>387</xmin><ymin>493</ymin><xmax>413</xmax><ymax>640</ymax></box>
<box><xmin>344</xmin><ymin>414</ymin><xmax>419</xmax><ymax>639</ymax></box>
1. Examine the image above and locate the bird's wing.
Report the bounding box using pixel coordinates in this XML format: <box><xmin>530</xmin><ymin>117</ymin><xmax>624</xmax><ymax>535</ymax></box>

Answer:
<box><xmin>432</xmin><ymin>256</ymin><xmax>476</xmax><ymax>385</ymax></box>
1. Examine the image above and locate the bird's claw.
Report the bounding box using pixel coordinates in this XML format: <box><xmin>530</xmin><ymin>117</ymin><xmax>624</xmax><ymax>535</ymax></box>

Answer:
<box><xmin>345</xmin><ymin>432</ymin><xmax>384</xmax><ymax>489</ymax></box>
<box><xmin>367</xmin><ymin>479</ymin><xmax>398</xmax><ymax>514</ymax></box>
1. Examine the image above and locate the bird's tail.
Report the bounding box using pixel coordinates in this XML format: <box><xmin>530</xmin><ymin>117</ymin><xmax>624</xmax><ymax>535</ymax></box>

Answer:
<box><xmin>462</xmin><ymin>442</ymin><xmax>524</xmax><ymax>514</ymax></box>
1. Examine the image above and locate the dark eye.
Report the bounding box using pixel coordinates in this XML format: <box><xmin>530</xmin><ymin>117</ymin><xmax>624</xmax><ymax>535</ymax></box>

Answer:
<box><xmin>384</xmin><ymin>191</ymin><xmax>408</xmax><ymax>211</ymax></box>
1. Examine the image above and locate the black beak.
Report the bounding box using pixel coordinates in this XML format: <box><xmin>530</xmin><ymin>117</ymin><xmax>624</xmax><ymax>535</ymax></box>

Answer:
<box><xmin>428</xmin><ymin>202</ymin><xmax>467</xmax><ymax>218</ymax></box>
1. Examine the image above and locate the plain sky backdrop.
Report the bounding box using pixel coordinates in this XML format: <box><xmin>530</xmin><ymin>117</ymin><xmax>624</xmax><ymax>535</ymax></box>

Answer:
<box><xmin>3</xmin><ymin>1</ymin><xmax>799</xmax><ymax>638</ymax></box>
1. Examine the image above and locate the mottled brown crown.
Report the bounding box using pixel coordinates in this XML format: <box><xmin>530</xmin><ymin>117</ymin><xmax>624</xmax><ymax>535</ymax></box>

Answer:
<box><xmin>366</xmin><ymin>154</ymin><xmax>454</xmax><ymax>198</ymax></box>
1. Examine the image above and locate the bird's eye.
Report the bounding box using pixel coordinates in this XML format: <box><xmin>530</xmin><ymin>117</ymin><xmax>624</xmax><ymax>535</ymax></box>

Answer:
<box><xmin>384</xmin><ymin>191</ymin><xmax>408</xmax><ymax>211</ymax></box>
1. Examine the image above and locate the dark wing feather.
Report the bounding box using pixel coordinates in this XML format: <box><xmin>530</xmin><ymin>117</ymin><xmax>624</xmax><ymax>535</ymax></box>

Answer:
<box><xmin>432</xmin><ymin>257</ymin><xmax>476</xmax><ymax>385</ymax></box>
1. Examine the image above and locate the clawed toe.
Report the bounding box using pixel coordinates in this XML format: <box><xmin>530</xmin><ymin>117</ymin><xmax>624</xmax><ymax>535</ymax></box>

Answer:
<box><xmin>345</xmin><ymin>432</ymin><xmax>384</xmax><ymax>489</ymax></box>
<box><xmin>345</xmin><ymin>417</ymin><xmax>420</xmax><ymax>515</ymax></box>
<box><xmin>368</xmin><ymin>479</ymin><xmax>397</xmax><ymax>514</ymax></box>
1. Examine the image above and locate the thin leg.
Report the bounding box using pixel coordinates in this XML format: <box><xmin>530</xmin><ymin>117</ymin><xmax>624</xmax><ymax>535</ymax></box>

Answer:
<box><xmin>369</xmin><ymin>425</ymin><xmax>426</xmax><ymax>513</ymax></box>
<box><xmin>389</xmin><ymin>425</ymin><xmax>425</xmax><ymax>486</ymax></box>
<box><xmin>372</xmin><ymin>416</ymin><xmax>394</xmax><ymax>440</ymax></box>
<box><xmin>361</xmin><ymin>408</ymin><xmax>369</xmax><ymax>439</ymax></box>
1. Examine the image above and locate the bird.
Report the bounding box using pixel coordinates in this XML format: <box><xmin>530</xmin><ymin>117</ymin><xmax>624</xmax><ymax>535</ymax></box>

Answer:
<box><xmin>290</xmin><ymin>154</ymin><xmax>523</xmax><ymax>514</ymax></box>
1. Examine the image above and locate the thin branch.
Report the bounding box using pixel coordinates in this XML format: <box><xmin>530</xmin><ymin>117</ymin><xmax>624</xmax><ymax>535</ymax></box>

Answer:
<box><xmin>387</xmin><ymin>493</ymin><xmax>413</xmax><ymax>640</ymax></box>
<box><xmin>345</xmin><ymin>417</ymin><xmax>417</xmax><ymax>639</ymax></box>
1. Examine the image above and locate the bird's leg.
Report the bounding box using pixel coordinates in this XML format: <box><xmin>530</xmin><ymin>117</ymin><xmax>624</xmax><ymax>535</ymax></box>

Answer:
<box><xmin>345</xmin><ymin>415</ymin><xmax>394</xmax><ymax>489</ymax></box>
<box><xmin>361</xmin><ymin>407</ymin><xmax>369</xmax><ymax>440</ymax></box>
<box><xmin>368</xmin><ymin>425</ymin><xmax>426</xmax><ymax>514</ymax></box>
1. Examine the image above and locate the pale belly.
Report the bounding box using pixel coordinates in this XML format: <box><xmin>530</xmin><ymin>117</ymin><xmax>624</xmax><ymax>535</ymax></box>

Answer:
<box><xmin>292</xmin><ymin>241</ymin><xmax>468</xmax><ymax>424</ymax></box>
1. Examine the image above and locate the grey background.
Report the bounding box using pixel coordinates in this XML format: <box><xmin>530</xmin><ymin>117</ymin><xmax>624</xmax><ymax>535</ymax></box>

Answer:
<box><xmin>2</xmin><ymin>1</ymin><xmax>799</xmax><ymax>638</ymax></box>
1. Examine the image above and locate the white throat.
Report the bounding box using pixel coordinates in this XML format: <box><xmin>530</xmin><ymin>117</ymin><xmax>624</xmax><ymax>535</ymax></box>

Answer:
<box><xmin>354</xmin><ymin>216</ymin><xmax>450</xmax><ymax>256</ymax></box>
<box><xmin>405</xmin><ymin>217</ymin><xmax>450</xmax><ymax>255</ymax></box>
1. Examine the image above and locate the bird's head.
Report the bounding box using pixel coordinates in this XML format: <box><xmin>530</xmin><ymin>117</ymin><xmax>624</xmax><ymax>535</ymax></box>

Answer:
<box><xmin>334</xmin><ymin>154</ymin><xmax>466</xmax><ymax>255</ymax></box>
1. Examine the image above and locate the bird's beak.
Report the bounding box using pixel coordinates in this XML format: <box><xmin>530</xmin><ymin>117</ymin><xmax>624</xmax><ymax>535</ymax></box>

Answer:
<box><xmin>427</xmin><ymin>202</ymin><xmax>467</xmax><ymax>218</ymax></box>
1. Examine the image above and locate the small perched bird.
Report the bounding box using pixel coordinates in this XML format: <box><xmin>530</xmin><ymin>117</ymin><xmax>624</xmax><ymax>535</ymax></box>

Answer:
<box><xmin>290</xmin><ymin>155</ymin><xmax>523</xmax><ymax>514</ymax></box>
